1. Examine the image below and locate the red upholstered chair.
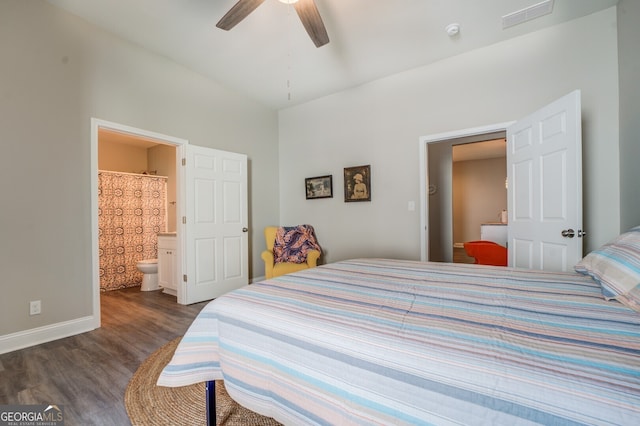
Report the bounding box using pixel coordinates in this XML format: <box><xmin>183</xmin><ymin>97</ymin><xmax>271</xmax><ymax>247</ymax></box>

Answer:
<box><xmin>463</xmin><ymin>241</ymin><xmax>508</xmax><ymax>266</ymax></box>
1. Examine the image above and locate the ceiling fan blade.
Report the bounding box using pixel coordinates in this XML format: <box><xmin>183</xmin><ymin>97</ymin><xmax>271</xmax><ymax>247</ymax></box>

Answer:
<box><xmin>216</xmin><ymin>0</ymin><xmax>266</xmax><ymax>31</ymax></box>
<box><xmin>293</xmin><ymin>0</ymin><xmax>329</xmax><ymax>48</ymax></box>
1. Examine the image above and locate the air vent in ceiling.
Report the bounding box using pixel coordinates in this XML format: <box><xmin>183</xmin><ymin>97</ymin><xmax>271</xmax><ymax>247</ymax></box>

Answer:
<box><xmin>502</xmin><ymin>0</ymin><xmax>554</xmax><ymax>29</ymax></box>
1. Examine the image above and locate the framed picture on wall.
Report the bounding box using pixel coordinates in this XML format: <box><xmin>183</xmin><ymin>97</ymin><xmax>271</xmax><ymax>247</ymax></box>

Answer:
<box><xmin>344</xmin><ymin>165</ymin><xmax>371</xmax><ymax>202</ymax></box>
<box><xmin>305</xmin><ymin>175</ymin><xmax>333</xmax><ymax>199</ymax></box>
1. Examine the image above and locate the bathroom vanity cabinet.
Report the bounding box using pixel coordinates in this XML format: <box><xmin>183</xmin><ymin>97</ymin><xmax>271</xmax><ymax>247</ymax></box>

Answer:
<box><xmin>158</xmin><ymin>233</ymin><xmax>177</xmax><ymax>296</ymax></box>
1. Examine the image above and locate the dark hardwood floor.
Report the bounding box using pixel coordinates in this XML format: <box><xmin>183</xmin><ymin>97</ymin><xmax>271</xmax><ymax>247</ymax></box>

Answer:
<box><xmin>0</xmin><ymin>287</ymin><xmax>209</xmax><ymax>425</ymax></box>
<box><xmin>453</xmin><ymin>247</ymin><xmax>476</xmax><ymax>264</ymax></box>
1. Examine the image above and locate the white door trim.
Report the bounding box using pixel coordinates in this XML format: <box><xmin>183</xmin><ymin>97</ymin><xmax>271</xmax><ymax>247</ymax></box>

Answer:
<box><xmin>418</xmin><ymin>122</ymin><xmax>514</xmax><ymax>261</ymax></box>
<box><xmin>90</xmin><ymin>118</ymin><xmax>188</xmax><ymax>325</ymax></box>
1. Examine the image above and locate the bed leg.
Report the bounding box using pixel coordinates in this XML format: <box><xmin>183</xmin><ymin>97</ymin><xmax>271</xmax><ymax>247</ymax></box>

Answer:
<box><xmin>206</xmin><ymin>380</ymin><xmax>216</xmax><ymax>426</ymax></box>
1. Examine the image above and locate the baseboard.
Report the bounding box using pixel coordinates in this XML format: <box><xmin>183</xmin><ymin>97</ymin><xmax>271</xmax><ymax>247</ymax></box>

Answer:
<box><xmin>453</xmin><ymin>243</ymin><xmax>465</xmax><ymax>249</ymax></box>
<box><xmin>0</xmin><ymin>316</ymin><xmax>98</xmax><ymax>355</ymax></box>
<box><xmin>250</xmin><ymin>275</ymin><xmax>266</xmax><ymax>284</ymax></box>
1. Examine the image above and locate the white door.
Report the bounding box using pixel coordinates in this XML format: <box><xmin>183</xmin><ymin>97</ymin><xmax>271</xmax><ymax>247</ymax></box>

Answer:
<box><xmin>507</xmin><ymin>90</ymin><xmax>583</xmax><ymax>271</ymax></box>
<box><xmin>181</xmin><ymin>145</ymin><xmax>248</xmax><ymax>304</ymax></box>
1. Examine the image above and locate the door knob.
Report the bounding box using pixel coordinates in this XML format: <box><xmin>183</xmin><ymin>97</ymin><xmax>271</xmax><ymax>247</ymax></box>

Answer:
<box><xmin>242</xmin><ymin>227</ymin><xmax>248</xmax><ymax>232</ymax></box>
<box><xmin>561</xmin><ymin>229</ymin><xmax>575</xmax><ymax>238</ymax></box>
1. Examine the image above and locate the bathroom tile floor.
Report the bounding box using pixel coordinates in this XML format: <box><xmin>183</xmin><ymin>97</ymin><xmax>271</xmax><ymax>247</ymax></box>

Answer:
<box><xmin>0</xmin><ymin>287</ymin><xmax>208</xmax><ymax>425</ymax></box>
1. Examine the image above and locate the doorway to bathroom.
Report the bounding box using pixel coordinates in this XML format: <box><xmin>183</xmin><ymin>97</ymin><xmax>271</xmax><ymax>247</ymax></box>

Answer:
<box><xmin>90</xmin><ymin>119</ymin><xmax>250</xmax><ymax>326</ymax></box>
<box><xmin>97</xmin><ymin>128</ymin><xmax>179</xmax><ymax>292</ymax></box>
<box><xmin>91</xmin><ymin>119</ymin><xmax>186</xmax><ymax>326</ymax></box>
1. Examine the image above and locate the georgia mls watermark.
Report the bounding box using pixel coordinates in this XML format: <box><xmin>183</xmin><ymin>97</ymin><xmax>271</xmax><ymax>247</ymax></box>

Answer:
<box><xmin>0</xmin><ymin>405</ymin><xmax>64</xmax><ymax>426</ymax></box>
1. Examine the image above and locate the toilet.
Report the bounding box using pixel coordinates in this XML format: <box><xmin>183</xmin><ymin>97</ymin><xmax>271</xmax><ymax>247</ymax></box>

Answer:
<box><xmin>136</xmin><ymin>259</ymin><xmax>159</xmax><ymax>291</ymax></box>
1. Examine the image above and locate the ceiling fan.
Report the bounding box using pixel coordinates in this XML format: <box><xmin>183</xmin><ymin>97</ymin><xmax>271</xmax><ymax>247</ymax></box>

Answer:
<box><xmin>216</xmin><ymin>0</ymin><xmax>330</xmax><ymax>48</ymax></box>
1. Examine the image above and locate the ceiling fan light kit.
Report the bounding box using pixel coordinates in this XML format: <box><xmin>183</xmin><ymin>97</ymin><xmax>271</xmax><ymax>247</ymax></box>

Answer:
<box><xmin>217</xmin><ymin>0</ymin><xmax>329</xmax><ymax>48</ymax></box>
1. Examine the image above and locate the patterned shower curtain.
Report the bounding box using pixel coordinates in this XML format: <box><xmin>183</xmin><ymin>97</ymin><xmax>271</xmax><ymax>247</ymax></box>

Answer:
<box><xmin>98</xmin><ymin>171</ymin><xmax>167</xmax><ymax>291</ymax></box>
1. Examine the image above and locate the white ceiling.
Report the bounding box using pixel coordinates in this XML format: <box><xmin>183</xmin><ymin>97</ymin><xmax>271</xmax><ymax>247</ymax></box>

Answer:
<box><xmin>47</xmin><ymin>0</ymin><xmax>618</xmax><ymax>110</ymax></box>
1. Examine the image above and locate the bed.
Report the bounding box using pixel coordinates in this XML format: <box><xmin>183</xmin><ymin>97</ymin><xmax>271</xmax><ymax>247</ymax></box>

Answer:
<box><xmin>158</xmin><ymin>257</ymin><xmax>640</xmax><ymax>425</ymax></box>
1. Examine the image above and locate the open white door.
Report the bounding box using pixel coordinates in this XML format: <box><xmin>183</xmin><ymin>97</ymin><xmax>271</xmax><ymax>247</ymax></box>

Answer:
<box><xmin>507</xmin><ymin>90</ymin><xmax>583</xmax><ymax>271</ymax></box>
<box><xmin>180</xmin><ymin>145</ymin><xmax>248</xmax><ymax>304</ymax></box>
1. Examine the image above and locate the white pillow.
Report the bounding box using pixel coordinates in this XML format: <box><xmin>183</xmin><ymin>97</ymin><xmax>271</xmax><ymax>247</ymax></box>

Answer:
<box><xmin>575</xmin><ymin>226</ymin><xmax>640</xmax><ymax>313</ymax></box>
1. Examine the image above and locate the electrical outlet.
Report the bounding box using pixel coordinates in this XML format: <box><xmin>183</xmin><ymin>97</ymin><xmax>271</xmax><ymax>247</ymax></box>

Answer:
<box><xmin>30</xmin><ymin>300</ymin><xmax>41</xmax><ymax>316</ymax></box>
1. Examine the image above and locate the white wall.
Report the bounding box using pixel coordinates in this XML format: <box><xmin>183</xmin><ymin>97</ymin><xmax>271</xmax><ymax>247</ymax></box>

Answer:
<box><xmin>278</xmin><ymin>7</ymin><xmax>620</xmax><ymax>264</ymax></box>
<box><xmin>618</xmin><ymin>0</ymin><xmax>640</xmax><ymax>231</ymax></box>
<box><xmin>0</xmin><ymin>0</ymin><xmax>279</xmax><ymax>344</ymax></box>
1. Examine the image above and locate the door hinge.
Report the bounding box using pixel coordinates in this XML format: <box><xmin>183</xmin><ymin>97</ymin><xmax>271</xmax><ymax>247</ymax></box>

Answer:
<box><xmin>183</xmin><ymin>274</ymin><xmax>187</xmax><ymax>282</ymax></box>
<box><xmin>182</xmin><ymin>158</ymin><xmax>186</xmax><ymax>166</ymax></box>
<box><xmin>182</xmin><ymin>216</ymin><xmax>186</xmax><ymax>224</ymax></box>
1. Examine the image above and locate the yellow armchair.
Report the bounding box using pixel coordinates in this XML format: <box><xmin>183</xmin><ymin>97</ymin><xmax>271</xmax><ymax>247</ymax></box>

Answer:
<box><xmin>261</xmin><ymin>226</ymin><xmax>321</xmax><ymax>279</ymax></box>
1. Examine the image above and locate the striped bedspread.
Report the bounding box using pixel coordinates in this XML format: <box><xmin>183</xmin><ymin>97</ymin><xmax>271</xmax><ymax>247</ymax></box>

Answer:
<box><xmin>158</xmin><ymin>258</ymin><xmax>640</xmax><ymax>425</ymax></box>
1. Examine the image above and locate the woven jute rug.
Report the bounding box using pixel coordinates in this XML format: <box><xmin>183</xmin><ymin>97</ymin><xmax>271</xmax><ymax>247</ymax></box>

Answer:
<box><xmin>125</xmin><ymin>338</ymin><xmax>281</xmax><ymax>425</ymax></box>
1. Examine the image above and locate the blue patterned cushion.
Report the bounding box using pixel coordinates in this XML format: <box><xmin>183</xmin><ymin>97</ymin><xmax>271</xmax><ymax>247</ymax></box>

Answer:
<box><xmin>273</xmin><ymin>225</ymin><xmax>321</xmax><ymax>264</ymax></box>
<box><xmin>575</xmin><ymin>226</ymin><xmax>640</xmax><ymax>312</ymax></box>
